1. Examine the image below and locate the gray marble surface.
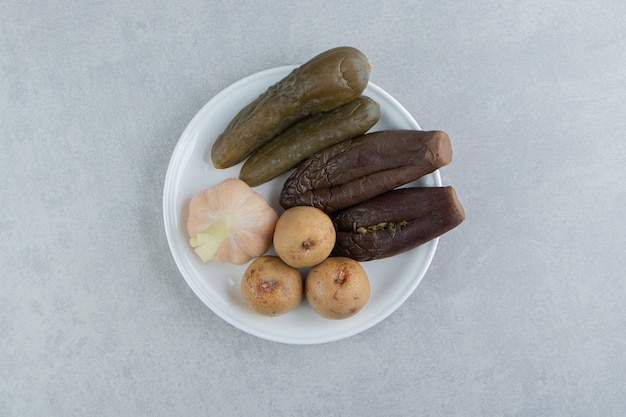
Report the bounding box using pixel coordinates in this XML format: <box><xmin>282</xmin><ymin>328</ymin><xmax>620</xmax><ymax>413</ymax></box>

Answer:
<box><xmin>2</xmin><ymin>1</ymin><xmax>625</xmax><ymax>416</ymax></box>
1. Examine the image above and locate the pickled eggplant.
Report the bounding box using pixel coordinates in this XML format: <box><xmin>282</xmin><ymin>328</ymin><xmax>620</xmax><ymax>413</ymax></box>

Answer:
<box><xmin>280</xmin><ymin>130</ymin><xmax>452</xmax><ymax>213</ymax></box>
<box><xmin>331</xmin><ymin>186</ymin><xmax>465</xmax><ymax>261</ymax></box>
<box><xmin>211</xmin><ymin>46</ymin><xmax>371</xmax><ymax>169</ymax></box>
<box><xmin>239</xmin><ymin>96</ymin><xmax>380</xmax><ymax>187</ymax></box>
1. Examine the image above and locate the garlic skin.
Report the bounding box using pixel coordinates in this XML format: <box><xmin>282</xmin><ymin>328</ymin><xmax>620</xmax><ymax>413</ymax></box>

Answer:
<box><xmin>187</xmin><ymin>178</ymin><xmax>278</xmax><ymax>265</ymax></box>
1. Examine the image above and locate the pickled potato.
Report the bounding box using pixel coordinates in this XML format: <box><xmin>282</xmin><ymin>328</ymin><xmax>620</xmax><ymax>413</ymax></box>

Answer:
<box><xmin>240</xmin><ymin>256</ymin><xmax>303</xmax><ymax>317</ymax></box>
<box><xmin>273</xmin><ymin>206</ymin><xmax>336</xmax><ymax>269</ymax></box>
<box><xmin>305</xmin><ymin>257</ymin><xmax>370</xmax><ymax>319</ymax></box>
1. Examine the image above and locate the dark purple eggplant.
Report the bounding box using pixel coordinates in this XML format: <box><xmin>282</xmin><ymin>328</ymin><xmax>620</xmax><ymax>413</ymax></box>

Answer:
<box><xmin>279</xmin><ymin>130</ymin><xmax>452</xmax><ymax>213</ymax></box>
<box><xmin>331</xmin><ymin>186</ymin><xmax>465</xmax><ymax>261</ymax></box>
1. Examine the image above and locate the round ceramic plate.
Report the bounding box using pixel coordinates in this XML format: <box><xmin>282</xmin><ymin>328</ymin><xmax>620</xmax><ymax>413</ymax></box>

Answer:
<box><xmin>163</xmin><ymin>65</ymin><xmax>441</xmax><ymax>344</ymax></box>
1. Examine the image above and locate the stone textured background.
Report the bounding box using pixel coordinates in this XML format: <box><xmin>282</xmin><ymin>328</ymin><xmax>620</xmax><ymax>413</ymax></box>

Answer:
<box><xmin>1</xmin><ymin>0</ymin><xmax>625</xmax><ymax>415</ymax></box>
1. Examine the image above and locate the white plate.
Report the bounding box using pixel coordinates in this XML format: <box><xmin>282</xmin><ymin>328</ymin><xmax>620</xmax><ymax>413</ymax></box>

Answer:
<box><xmin>163</xmin><ymin>65</ymin><xmax>441</xmax><ymax>344</ymax></box>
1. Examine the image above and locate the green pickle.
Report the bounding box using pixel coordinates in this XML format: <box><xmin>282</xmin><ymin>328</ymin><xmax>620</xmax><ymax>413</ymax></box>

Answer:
<box><xmin>211</xmin><ymin>46</ymin><xmax>371</xmax><ymax>169</ymax></box>
<box><xmin>239</xmin><ymin>96</ymin><xmax>381</xmax><ymax>187</ymax></box>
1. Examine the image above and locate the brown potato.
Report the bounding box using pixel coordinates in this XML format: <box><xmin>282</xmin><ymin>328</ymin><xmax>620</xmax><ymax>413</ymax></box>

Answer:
<box><xmin>240</xmin><ymin>256</ymin><xmax>303</xmax><ymax>317</ymax></box>
<box><xmin>305</xmin><ymin>257</ymin><xmax>370</xmax><ymax>319</ymax></box>
<box><xmin>273</xmin><ymin>206</ymin><xmax>336</xmax><ymax>268</ymax></box>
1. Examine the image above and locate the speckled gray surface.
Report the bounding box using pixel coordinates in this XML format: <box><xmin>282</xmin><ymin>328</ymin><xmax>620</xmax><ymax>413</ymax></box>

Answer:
<box><xmin>2</xmin><ymin>1</ymin><xmax>625</xmax><ymax>416</ymax></box>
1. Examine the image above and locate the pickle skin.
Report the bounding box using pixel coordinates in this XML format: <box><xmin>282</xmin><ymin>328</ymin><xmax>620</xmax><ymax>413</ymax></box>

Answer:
<box><xmin>331</xmin><ymin>186</ymin><xmax>465</xmax><ymax>261</ymax></box>
<box><xmin>211</xmin><ymin>46</ymin><xmax>371</xmax><ymax>169</ymax></box>
<box><xmin>280</xmin><ymin>130</ymin><xmax>453</xmax><ymax>213</ymax></box>
<box><xmin>239</xmin><ymin>96</ymin><xmax>381</xmax><ymax>187</ymax></box>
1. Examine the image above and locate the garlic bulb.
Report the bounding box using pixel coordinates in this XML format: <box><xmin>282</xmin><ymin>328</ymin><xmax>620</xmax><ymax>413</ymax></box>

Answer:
<box><xmin>187</xmin><ymin>178</ymin><xmax>278</xmax><ymax>264</ymax></box>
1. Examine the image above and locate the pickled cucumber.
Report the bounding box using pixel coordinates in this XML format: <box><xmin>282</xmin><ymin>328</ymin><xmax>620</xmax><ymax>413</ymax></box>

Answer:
<box><xmin>239</xmin><ymin>96</ymin><xmax>380</xmax><ymax>187</ymax></box>
<box><xmin>211</xmin><ymin>46</ymin><xmax>371</xmax><ymax>169</ymax></box>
